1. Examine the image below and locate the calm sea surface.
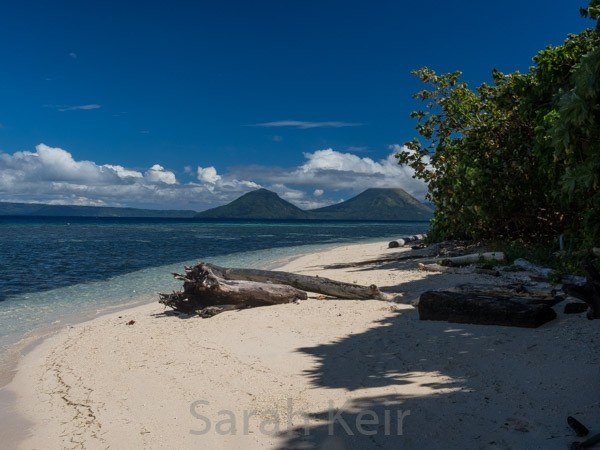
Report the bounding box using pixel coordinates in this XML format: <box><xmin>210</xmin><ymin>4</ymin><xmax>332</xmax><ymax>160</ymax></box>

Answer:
<box><xmin>0</xmin><ymin>217</ymin><xmax>429</xmax><ymax>350</ymax></box>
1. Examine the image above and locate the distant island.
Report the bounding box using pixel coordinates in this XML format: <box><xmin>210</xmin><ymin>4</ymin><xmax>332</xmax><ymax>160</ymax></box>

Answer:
<box><xmin>0</xmin><ymin>188</ymin><xmax>433</xmax><ymax>221</ymax></box>
<box><xmin>0</xmin><ymin>202</ymin><xmax>198</xmax><ymax>218</ymax></box>
<box><xmin>195</xmin><ymin>188</ymin><xmax>433</xmax><ymax>221</ymax></box>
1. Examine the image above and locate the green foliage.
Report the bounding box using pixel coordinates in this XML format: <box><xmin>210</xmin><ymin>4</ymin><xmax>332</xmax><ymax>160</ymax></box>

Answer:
<box><xmin>547</xmin><ymin>44</ymin><xmax>600</xmax><ymax>247</ymax></box>
<box><xmin>398</xmin><ymin>2</ymin><xmax>600</xmax><ymax>252</ymax></box>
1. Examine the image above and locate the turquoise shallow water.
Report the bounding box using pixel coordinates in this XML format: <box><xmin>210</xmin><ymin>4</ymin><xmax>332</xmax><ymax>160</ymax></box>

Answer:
<box><xmin>0</xmin><ymin>217</ymin><xmax>429</xmax><ymax>350</ymax></box>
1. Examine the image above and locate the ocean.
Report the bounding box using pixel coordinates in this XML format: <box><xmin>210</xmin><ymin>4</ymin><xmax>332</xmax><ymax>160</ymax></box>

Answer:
<box><xmin>0</xmin><ymin>217</ymin><xmax>429</xmax><ymax>352</ymax></box>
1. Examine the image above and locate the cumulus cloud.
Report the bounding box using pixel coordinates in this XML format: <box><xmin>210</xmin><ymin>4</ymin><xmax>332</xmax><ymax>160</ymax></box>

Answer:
<box><xmin>295</xmin><ymin>147</ymin><xmax>428</xmax><ymax>199</ymax></box>
<box><xmin>103</xmin><ymin>164</ymin><xmax>143</xmax><ymax>180</ymax></box>
<box><xmin>252</xmin><ymin>120</ymin><xmax>363</xmax><ymax>129</ymax></box>
<box><xmin>144</xmin><ymin>164</ymin><xmax>177</xmax><ymax>184</ymax></box>
<box><xmin>197</xmin><ymin>166</ymin><xmax>221</xmax><ymax>184</ymax></box>
<box><xmin>2</xmin><ymin>144</ymin><xmax>112</xmax><ymax>184</ymax></box>
<box><xmin>0</xmin><ymin>144</ymin><xmax>214</xmax><ymax>209</ymax></box>
<box><xmin>193</xmin><ymin>165</ymin><xmax>260</xmax><ymax>196</ymax></box>
<box><xmin>0</xmin><ymin>143</ymin><xmax>429</xmax><ymax>211</ymax></box>
<box><xmin>228</xmin><ymin>146</ymin><xmax>429</xmax><ymax>202</ymax></box>
<box><xmin>299</xmin><ymin>149</ymin><xmax>381</xmax><ymax>173</ymax></box>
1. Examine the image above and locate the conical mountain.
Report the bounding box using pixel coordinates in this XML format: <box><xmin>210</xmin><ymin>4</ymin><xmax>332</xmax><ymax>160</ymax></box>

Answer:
<box><xmin>194</xmin><ymin>188</ymin><xmax>311</xmax><ymax>219</ymax></box>
<box><xmin>308</xmin><ymin>188</ymin><xmax>432</xmax><ymax>221</ymax></box>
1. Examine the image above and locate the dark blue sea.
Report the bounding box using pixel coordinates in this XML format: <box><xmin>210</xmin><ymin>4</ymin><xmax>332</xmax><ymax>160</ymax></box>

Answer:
<box><xmin>0</xmin><ymin>217</ymin><xmax>428</xmax><ymax>350</ymax></box>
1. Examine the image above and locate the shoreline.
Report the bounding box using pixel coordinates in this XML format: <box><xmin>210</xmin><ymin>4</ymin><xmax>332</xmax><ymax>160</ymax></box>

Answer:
<box><xmin>0</xmin><ymin>240</ymin><xmax>345</xmax><ymax>448</ymax></box>
<box><xmin>2</xmin><ymin>240</ymin><xmax>600</xmax><ymax>448</ymax></box>
<box><xmin>0</xmin><ymin>239</ymin><xmax>341</xmax><ymax>388</ymax></box>
<box><xmin>0</xmin><ymin>295</ymin><xmax>160</xmax><ymax>389</ymax></box>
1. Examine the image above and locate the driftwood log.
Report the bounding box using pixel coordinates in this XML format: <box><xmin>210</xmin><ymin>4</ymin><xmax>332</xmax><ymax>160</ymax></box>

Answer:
<box><xmin>205</xmin><ymin>263</ymin><xmax>387</xmax><ymax>300</ymax></box>
<box><xmin>418</xmin><ymin>290</ymin><xmax>557</xmax><ymax>328</ymax></box>
<box><xmin>417</xmin><ymin>263</ymin><xmax>500</xmax><ymax>277</ymax></box>
<box><xmin>388</xmin><ymin>234</ymin><xmax>426</xmax><ymax>248</ymax></box>
<box><xmin>421</xmin><ymin>251</ymin><xmax>506</xmax><ymax>267</ymax></box>
<box><xmin>513</xmin><ymin>258</ymin><xmax>553</xmax><ymax>278</ymax></box>
<box><xmin>159</xmin><ymin>262</ymin><xmax>387</xmax><ymax>317</ymax></box>
<box><xmin>159</xmin><ymin>263</ymin><xmax>308</xmax><ymax>317</ymax></box>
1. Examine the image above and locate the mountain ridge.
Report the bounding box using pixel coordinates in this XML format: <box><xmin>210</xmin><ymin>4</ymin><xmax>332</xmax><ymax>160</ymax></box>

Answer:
<box><xmin>310</xmin><ymin>188</ymin><xmax>433</xmax><ymax>221</ymax></box>
<box><xmin>0</xmin><ymin>202</ymin><xmax>197</xmax><ymax>218</ymax></box>
<box><xmin>195</xmin><ymin>188</ymin><xmax>433</xmax><ymax>221</ymax></box>
<box><xmin>194</xmin><ymin>189</ymin><xmax>310</xmax><ymax>220</ymax></box>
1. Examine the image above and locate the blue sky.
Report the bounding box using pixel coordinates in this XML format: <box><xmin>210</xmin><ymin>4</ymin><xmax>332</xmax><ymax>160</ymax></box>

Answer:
<box><xmin>0</xmin><ymin>0</ymin><xmax>593</xmax><ymax>211</ymax></box>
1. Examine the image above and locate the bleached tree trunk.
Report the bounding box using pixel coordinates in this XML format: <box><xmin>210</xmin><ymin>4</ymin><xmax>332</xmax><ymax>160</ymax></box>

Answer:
<box><xmin>205</xmin><ymin>263</ymin><xmax>387</xmax><ymax>300</ymax></box>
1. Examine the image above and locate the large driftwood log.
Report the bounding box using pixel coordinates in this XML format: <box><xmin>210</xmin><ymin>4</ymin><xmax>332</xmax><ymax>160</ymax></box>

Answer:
<box><xmin>159</xmin><ymin>263</ymin><xmax>308</xmax><ymax>317</ymax></box>
<box><xmin>417</xmin><ymin>263</ymin><xmax>500</xmax><ymax>276</ymax></box>
<box><xmin>418</xmin><ymin>290</ymin><xmax>557</xmax><ymax>328</ymax></box>
<box><xmin>204</xmin><ymin>263</ymin><xmax>387</xmax><ymax>300</ymax></box>
<box><xmin>513</xmin><ymin>258</ymin><xmax>553</xmax><ymax>277</ymax></box>
<box><xmin>159</xmin><ymin>262</ymin><xmax>388</xmax><ymax>317</ymax></box>
<box><xmin>421</xmin><ymin>251</ymin><xmax>505</xmax><ymax>267</ymax></box>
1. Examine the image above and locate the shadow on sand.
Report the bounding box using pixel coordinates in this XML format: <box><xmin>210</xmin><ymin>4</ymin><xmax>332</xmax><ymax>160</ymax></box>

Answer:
<box><xmin>275</xmin><ymin>269</ymin><xmax>575</xmax><ymax>449</ymax></box>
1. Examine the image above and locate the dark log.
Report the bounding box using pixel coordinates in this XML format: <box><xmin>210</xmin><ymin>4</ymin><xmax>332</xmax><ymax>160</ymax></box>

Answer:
<box><xmin>567</xmin><ymin>416</ymin><xmax>590</xmax><ymax>437</ymax></box>
<box><xmin>450</xmin><ymin>283</ymin><xmax>564</xmax><ymax>306</ymax></box>
<box><xmin>205</xmin><ymin>263</ymin><xmax>387</xmax><ymax>300</ymax></box>
<box><xmin>564</xmin><ymin>302</ymin><xmax>589</xmax><ymax>314</ymax></box>
<box><xmin>418</xmin><ymin>290</ymin><xmax>557</xmax><ymax>328</ymax></box>
<box><xmin>159</xmin><ymin>263</ymin><xmax>307</xmax><ymax>317</ymax></box>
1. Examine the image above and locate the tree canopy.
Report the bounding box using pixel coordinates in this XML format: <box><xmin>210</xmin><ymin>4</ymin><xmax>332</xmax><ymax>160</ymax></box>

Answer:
<box><xmin>398</xmin><ymin>1</ymin><xmax>600</xmax><ymax>253</ymax></box>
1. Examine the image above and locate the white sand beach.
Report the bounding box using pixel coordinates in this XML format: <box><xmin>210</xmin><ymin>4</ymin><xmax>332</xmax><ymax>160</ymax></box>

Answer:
<box><xmin>2</xmin><ymin>241</ymin><xmax>600</xmax><ymax>449</ymax></box>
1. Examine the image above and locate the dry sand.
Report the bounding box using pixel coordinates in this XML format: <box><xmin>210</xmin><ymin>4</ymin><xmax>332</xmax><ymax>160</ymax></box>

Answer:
<box><xmin>2</xmin><ymin>241</ymin><xmax>600</xmax><ymax>449</ymax></box>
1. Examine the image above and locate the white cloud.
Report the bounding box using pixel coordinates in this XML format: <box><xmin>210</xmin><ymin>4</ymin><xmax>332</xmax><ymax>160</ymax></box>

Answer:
<box><xmin>0</xmin><ymin>144</ymin><xmax>204</xmax><ymax>209</ymax></box>
<box><xmin>144</xmin><ymin>164</ymin><xmax>177</xmax><ymax>184</ymax></box>
<box><xmin>103</xmin><ymin>164</ymin><xmax>143</xmax><ymax>180</ymax></box>
<box><xmin>69</xmin><ymin>52</ymin><xmax>78</xmax><ymax>59</ymax></box>
<box><xmin>193</xmin><ymin>165</ymin><xmax>260</xmax><ymax>194</ymax></box>
<box><xmin>197</xmin><ymin>166</ymin><xmax>221</xmax><ymax>184</ymax></box>
<box><xmin>56</xmin><ymin>104</ymin><xmax>101</xmax><ymax>112</ymax></box>
<box><xmin>296</xmin><ymin>147</ymin><xmax>428</xmax><ymax>199</ymax></box>
<box><xmin>252</xmin><ymin>120</ymin><xmax>363</xmax><ymax>129</ymax></box>
<box><xmin>2</xmin><ymin>143</ymin><xmax>111</xmax><ymax>184</ymax></box>
<box><xmin>266</xmin><ymin>184</ymin><xmax>329</xmax><ymax>210</ymax></box>
<box><xmin>48</xmin><ymin>196</ymin><xmax>106</xmax><ymax>206</ymax></box>
<box><xmin>0</xmin><ymin>143</ymin><xmax>428</xmax><ymax>211</ymax></box>
<box><xmin>299</xmin><ymin>149</ymin><xmax>381</xmax><ymax>173</ymax></box>
<box><xmin>230</xmin><ymin>146</ymin><xmax>429</xmax><ymax>202</ymax></box>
